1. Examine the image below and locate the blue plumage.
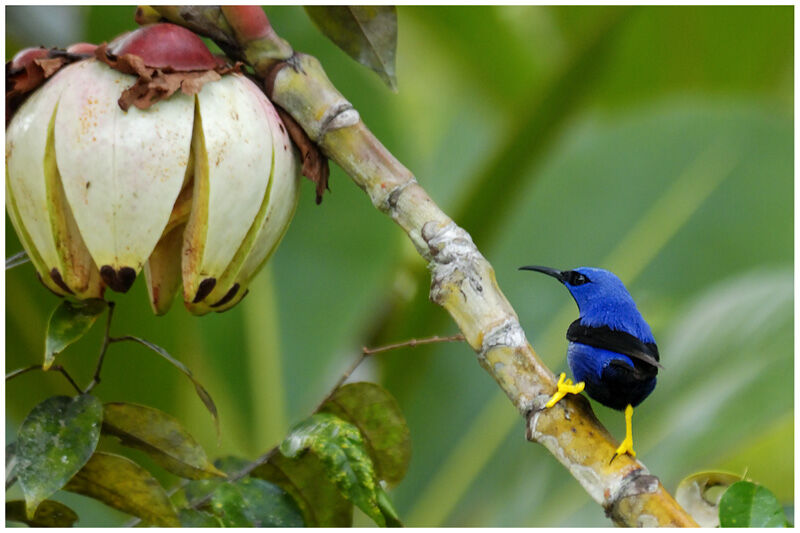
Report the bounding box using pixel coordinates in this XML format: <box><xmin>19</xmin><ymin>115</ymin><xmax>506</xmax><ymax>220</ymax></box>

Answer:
<box><xmin>562</xmin><ymin>267</ymin><xmax>655</xmax><ymax>343</ymax></box>
<box><xmin>520</xmin><ymin>265</ymin><xmax>659</xmax><ymax>411</ymax></box>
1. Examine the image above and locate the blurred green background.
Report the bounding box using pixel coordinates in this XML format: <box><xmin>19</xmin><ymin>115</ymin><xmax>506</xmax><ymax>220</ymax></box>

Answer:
<box><xmin>6</xmin><ymin>5</ymin><xmax>793</xmax><ymax>527</ymax></box>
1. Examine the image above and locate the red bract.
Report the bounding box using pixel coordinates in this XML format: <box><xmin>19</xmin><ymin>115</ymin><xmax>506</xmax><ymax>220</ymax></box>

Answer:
<box><xmin>10</xmin><ymin>47</ymin><xmax>50</xmax><ymax>71</ymax></box>
<box><xmin>109</xmin><ymin>23</ymin><xmax>218</xmax><ymax>71</ymax></box>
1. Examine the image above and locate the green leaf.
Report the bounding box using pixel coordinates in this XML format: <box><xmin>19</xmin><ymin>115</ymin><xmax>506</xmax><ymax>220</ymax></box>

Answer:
<box><xmin>305</xmin><ymin>6</ymin><xmax>398</xmax><ymax>90</ymax></box>
<box><xmin>44</xmin><ymin>299</ymin><xmax>106</xmax><ymax>370</ymax></box>
<box><xmin>64</xmin><ymin>451</ymin><xmax>180</xmax><ymax>526</ymax></box>
<box><xmin>719</xmin><ymin>480</ymin><xmax>788</xmax><ymax>527</ymax></box>
<box><xmin>179</xmin><ymin>456</ymin><xmax>252</xmax><ymax>507</ymax></box>
<box><xmin>102</xmin><ymin>402</ymin><xmax>225</xmax><ymax>480</ymax></box>
<box><xmin>6</xmin><ymin>499</ymin><xmax>79</xmax><ymax>527</ymax></box>
<box><xmin>253</xmin><ymin>451</ymin><xmax>353</xmax><ymax>526</ymax></box>
<box><xmin>16</xmin><ymin>394</ymin><xmax>103</xmax><ymax>518</ymax></box>
<box><xmin>213</xmin><ymin>455</ymin><xmax>252</xmax><ymax>475</ymax></box>
<box><xmin>280</xmin><ymin>412</ymin><xmax>385</xmax><ymax>526</ymax></box>
<box><xmin>675</xmin><ymin>471</ymin><xmax>741</xmax><ymax>527</ymax></box>
<box><xmin>179</xmin><ymin>508</ymin><xmax>223</xmax><ymax>527</ymax></box>
<box><xmin>117</xmin><ymin>336</ymin><xmax>220</xmax><ymax>440</ymax></box>
<box><xmin>320</xmin><ymin>381</ymin><xmax>411</xmax><ymax>485</ymax></box>
<box><xmin>205</xmin><ymin>477</ymin><xmax>304</xmax><ymax>527</ymax></box>
<box><xmin>377</xmin><ymin>486</ymin><xmax>403</xmax><ymax>527</ymax></box>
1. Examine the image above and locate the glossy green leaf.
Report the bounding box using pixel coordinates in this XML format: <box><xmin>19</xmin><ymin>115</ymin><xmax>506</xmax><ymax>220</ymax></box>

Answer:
<box><xmin>719</xmin><ymin>480</ymin><xmax>788</xmax><ymax>528</ymax></box>
<box><xmin>675</xmin><ymin>471</ymin><xmax>741</xmax><ymax>527</ymax></box>
<box><xmin>180</xmin><ymin>456</ymin><xmax>251</xmax><ymax>507</ymax></box>
<box><xmin>305</xmin><ymin>6</ymin><xmax>398</xmax><ymax>90</ymax></box>
<box><xmin>205</xmin><ymin>477</ymin><xmax>304</xmax><ymax>527</ymax></box>
<box><xmin>43</xmin><ymin>299</ymin><xmax>106</xmax><ymax>370</ymax></box>
<box><xmin>253</xmin><ymin>450</ymin><xmax>353</xmax><ymax>526</ymax></box>
<box><xmin>102</xmin><ymin>402</ymin><xmax>225</xmax><ymax>480</ymax></box>
<box><xmin>64</xmin><ymin>451</ymin><xmax>180</xmax><ymax>527</ymax></box>
<box><xmin>6</xmin><ymin>499</ymin><xmax>79</xmax><ymax>527</ymax></box>
<box><xmin>320</xmin><ymin>381</ymin><xmax>411</xmax><ymax>485</ymax></box>
<box><xmin>213</xmin><ymin>455</ymin><xmax>253</xmax><ymax>475</ymax></box>
<box><xmin>280</xmin><ymin>412</ymin><xmax>384</xmax><ymax>526</ymax></box>
<box><xmin>179</xmin><ymin>508</ymin><xmax>223</xmax><ymax>527</ymax></box>
<box><xmin>16</xmin><ymin>394</ymin><xmax>103</xmax><ymax>518</ymax></box>
<box><xmin>205</xmin><ymin>483</ymin><xmax>251</xmax><ymax>527</ymax></box>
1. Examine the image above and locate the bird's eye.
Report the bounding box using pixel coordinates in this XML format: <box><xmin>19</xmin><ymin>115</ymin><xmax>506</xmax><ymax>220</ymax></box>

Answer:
<box><xmin>567</xmin><ymin>272</ymin><xmax>590</xmax><ymax>285</ymax></box>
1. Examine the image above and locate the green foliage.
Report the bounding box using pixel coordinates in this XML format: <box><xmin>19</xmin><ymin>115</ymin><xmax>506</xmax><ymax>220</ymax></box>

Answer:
<box><xmin>320</xmin><ymin>382</ymin><xmax>411</xmax><ymax>485</ymax></box>
<box><xmin>179</xmin><ymin>508</ymin><xmax>224</xmax><ymax>527</ymax></box>
<box><xmin>102</xmin><ymin>402</ymin><xmax>225</xmax><ymax>480</ymax></box>
<box><xmin>6</xmin><ymin>499</ymin><xmax>78</xmax><ymax>527</ymax></box>
<box><xmin>280</xmin><ymin>412</ymin><xmax>388</xmax><ymax>526</ymax></box>
<box><xmin>205</xmin><ymin>477</ymin><xmax>304</xmax><ymax>527</ymax></box>
<box><xmin>44</xmin><ymin>299</ymin><xmax>106</xmax><ymax>370</ymax></box>
<box><xmin>719</xmin><ymin>481</ymin><xmax>789</xmax><ymax>528</ymax></box>
<box><xmin>305</xmin><ymin>6</ymin><xmax>397</xmax><ymax>90</ymax></box>
<box><xmin>64</xmin><ymin>451</ymin><xmax>180</xmax><ymax>526</ymax></box>
<box><xmin>15</xmin><ymin>395</ymin><xmax>102</xmax><ymax>518</ymax></box>
<box><xmin>254</xmin><ymin>449</ymin><xmax>354</xmax><ymax>526</ymax></box>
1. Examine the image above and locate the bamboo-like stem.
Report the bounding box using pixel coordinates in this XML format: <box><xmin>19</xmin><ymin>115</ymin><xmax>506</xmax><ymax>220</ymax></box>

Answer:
<box><xmin>150</xmin><ymin>6</ymin><xmax>697</xmax><ymax>527</ymax></box>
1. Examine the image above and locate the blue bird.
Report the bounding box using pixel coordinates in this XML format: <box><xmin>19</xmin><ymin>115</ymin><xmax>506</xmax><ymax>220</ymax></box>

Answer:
<box><xmin>519</xmin><ymin>265</ymin><xmax>662</xmax><ymax>461</ymax></box>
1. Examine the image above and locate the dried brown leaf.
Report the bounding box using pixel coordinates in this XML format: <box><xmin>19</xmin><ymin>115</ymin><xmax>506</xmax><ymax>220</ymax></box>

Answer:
<box><xmin>94</xmin><ymin>43</ymin><xmax>240</xmax><ymax>111</ymax></box>
<box><xmin>275</xmin><ymin>106</ymin><xmax>330</xmax><ymax>204</ymax></box>
<box><xmin>6</xmin><ymin>49</ymin><xmax>80</xmax><ymax>124</ymax></box>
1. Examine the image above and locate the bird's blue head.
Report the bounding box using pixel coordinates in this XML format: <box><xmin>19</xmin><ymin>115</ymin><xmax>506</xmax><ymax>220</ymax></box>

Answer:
<box><xmin>519</xmin><ymin>265</ymin><xmax>655</xmax><ymax>342</ymax></box>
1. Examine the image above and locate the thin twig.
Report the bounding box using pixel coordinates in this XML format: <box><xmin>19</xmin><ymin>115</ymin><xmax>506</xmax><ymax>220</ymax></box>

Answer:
<box><xmin>362</xmin><ymin>334</ymin><xmax>465</xmax><ymax>355</ymax></box>
<box><xmin>83</xmin><ymin>301</ymin><xmax>115</xmax><ymax>394</ymax></box>
<box><xmin>53</xmin><ymin>365</ymin><xmax>84</xmax><ymax>394</ymax></box>
<box><xmin>6</xmin><ymin>364</ymin><xmax>83</xmax><ymax>395</ymax></box>
<box><xmin>315</xmin><ymin>334</ymin><xmax>465</xmax><ymax>413</ymax></box>
<box><xmin>314</xmin><ymin>352</ymin><xmax>368</xmax><ymax>413</ymax></box>
<box><xmin>184</xmin><ymin>447</ymin><xmax>279</xmax><ymax>515</ymax></box>
<box><xmin>5</xmin><ymin>250</ymin><xmax>30</xmax><ymax>270</ymax></box>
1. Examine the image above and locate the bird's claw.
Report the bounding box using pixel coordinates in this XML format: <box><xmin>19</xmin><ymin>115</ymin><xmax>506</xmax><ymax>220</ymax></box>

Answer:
<box><xmin>610</xmin><ymin>436</ymin><xmax>636</xmax><ymax>464</ymax></box>
<box><xmin>545</xmin><ymin>372</ymin><xmax>585</xmax><ymax>408</ymax></box>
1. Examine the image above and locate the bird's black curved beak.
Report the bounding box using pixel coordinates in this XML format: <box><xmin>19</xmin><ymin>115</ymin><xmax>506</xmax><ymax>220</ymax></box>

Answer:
<box><xmin>519</xmin><ymin>265</ymin><xmax>567</xmax><ymax>282</ymax></box>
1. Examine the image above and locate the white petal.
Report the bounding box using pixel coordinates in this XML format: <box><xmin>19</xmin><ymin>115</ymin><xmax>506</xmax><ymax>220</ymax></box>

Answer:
<box><xmin>54</xmin><ymin>59</ymin><xmax>194</xmax><ymax>291</ymax></box>
<box><xmin>5</xmin><ymin>177</ymin><xmax>66</xmax><ymax>296</ymax></box>
<box><xmin>182</xmin><ymin>74</ymin><xmax>272</xmax><ymax>308</ymax></box>
<box><xmin>6</xmin><ymin>65</ymin><xmax>73</xmax><ymax>280</ymax></box>
<box><xmin>209</xmin><ymin>90</ymin><xmax>300</xmax><ymax>313</ymax></box>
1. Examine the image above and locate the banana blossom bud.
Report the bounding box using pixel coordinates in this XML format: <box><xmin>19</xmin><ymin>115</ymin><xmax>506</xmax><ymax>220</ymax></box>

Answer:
<box><xmin>6</xmin><ymin>23</ymin><xmax>300</xmax><ymax>315</ymax></box>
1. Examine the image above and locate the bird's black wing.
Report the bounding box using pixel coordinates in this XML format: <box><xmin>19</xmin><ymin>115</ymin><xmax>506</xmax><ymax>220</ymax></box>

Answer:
<box><xmin>566</xmin><ymin>319</ymin><xmax>662</xmax><ymax>374</ymax></box>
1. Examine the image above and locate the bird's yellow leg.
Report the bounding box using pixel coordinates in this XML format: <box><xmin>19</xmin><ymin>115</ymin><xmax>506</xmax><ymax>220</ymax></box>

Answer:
<box><xmin>545</xmin><ymin>372</ymin><xmax>585</xmax><ymax>408</ymax></box>
<box><xmin>611</xmin><ymin>404</ymin><xmax>636</xmax><ymax>462</ymax></box>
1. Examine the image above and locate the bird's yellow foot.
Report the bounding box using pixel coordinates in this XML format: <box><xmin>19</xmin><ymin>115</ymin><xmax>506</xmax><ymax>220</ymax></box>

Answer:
<box><xmin>611</xmin><ymin>404</ymin><xmax>637</xmax><ymax>463</ymax></box>
<box><xmin>545</xmin><ymin>372</ymin><xmax>585</xmax><ymax>408</ymax></box>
